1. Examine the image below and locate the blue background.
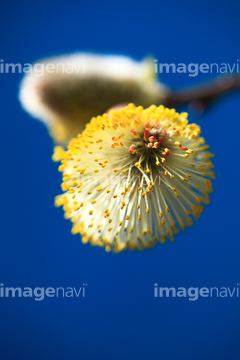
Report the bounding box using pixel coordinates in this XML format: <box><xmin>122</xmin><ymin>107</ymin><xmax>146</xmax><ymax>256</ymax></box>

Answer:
<box><xmin>0</xmin><ymin>0</ymin><xmax>240</xmax><ymax>359</ymax></box>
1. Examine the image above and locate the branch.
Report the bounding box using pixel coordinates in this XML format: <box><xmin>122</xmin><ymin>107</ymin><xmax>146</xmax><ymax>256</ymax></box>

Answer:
<box><xmin>162</xmin><ymin>74</ymin><xmax>240</xmax><ymax>114</ymax></box>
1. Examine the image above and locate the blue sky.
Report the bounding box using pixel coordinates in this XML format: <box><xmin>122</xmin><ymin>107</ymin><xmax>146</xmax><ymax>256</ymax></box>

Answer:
<box><xmin>0</xmin><ymin>0</ymin><xmax>240</xmax><ymax>359</ymax></box>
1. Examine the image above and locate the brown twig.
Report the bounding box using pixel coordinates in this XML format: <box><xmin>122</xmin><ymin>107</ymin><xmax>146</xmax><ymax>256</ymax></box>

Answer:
<box><xmin>162</xmin><ymin>74</ymin><xmax>240</xmax><ymax>114</ymax></box>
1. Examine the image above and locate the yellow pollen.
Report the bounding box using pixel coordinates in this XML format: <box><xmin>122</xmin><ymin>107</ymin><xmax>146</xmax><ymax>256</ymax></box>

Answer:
<box><xmin>135</xmin><ymin>162</ymin><xmax>141</xmax><ymax>168</ymax></box>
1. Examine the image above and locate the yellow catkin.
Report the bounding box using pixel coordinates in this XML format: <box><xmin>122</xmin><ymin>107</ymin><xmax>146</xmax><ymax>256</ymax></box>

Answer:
<box><xmin>54</xmin><ymin>104</ymin><xmax>215</xmax><ymax>252</ymax></box>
